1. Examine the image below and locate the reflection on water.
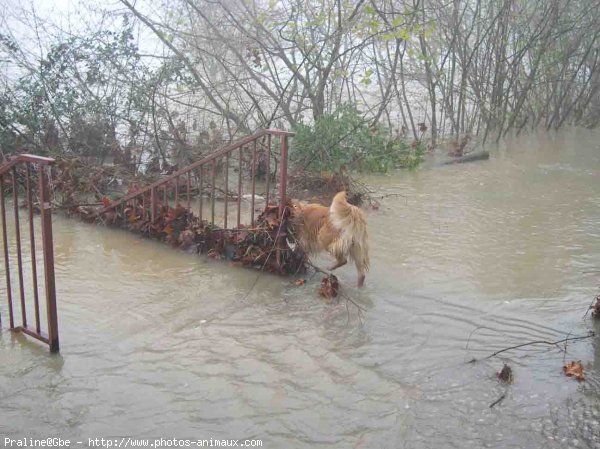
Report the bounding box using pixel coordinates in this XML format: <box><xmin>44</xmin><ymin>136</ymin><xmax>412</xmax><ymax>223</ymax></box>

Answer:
<box><xmin>1</xmin><ymin>129</ymin><xmax>600</xmax><ymax>447</ymax></box>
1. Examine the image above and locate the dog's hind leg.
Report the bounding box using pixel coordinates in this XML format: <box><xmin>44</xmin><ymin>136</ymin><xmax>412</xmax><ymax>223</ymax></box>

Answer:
<box><xmin>356</xmin><ymin>269</ymin><xmax>366</xmax><ymax>287</ymax></box>
<box><xmin>355</xmin><ymin>262</ymin><xmax>367</xmax><ymax>287</ymax></box>
<box><xmin>350</xmin><ymin>245</ymin><xmax>369</xmax><ymax>288</ymax></box>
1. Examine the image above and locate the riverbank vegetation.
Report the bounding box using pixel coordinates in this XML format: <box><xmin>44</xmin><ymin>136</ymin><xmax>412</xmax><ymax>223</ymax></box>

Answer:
<box><xmin>1</xmin><ymin>0</ymin><xmax>599</xmax><ymax>184</ymax></box>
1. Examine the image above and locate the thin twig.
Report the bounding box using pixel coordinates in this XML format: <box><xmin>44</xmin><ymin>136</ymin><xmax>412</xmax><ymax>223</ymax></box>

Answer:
<box><xmin>563</xmin><ymin>330</ymin><xmax>572</xmax><ymax>364</ymax></box>
<box><xmin>484</xmin><ymin>332</ymin><xmax>595</xmax><ymax>360</ymax></box>
<box><xmin>583</xmin><ymin>292</ymin><xmax>600</xmax><ymax>320</ymax></box>
<box><xmin>371</xmin><ymin>192</ymin><xmax>408</xmax><ymax>200</ymax></box>
<box><xmin>489</xmin><ymin>392</ymin><xmax>506</xmax><ymax>409</ymax></box>
<box><xmin>465</xmin><ymin>325</ymin><xmax>494</xmax><ymax>353</ymax></box>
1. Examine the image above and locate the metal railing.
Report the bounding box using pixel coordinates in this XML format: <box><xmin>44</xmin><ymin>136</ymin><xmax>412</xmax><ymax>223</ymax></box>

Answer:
<box><xmin>0</xmin><ymin>154</ymin><xmax>59</xmax><ymax>352</ymax></box>
<box><xmin>98</xmin><ymin>129</ymin><xmax>293</xmax><ymax>228</ymax></box>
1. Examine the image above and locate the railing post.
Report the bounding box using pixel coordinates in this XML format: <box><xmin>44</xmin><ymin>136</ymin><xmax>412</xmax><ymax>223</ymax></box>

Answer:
<box><xmin>38</xmin><ymin>165</ymin><xmax>59</xmax><ymax>353</ymax></box>
<box><xmin>199</xmin><ymin>167</ymin><xmax>204</xmax><ymax>221</ymax></box>
<box><xmin>265</xmin><ymin>134</ymin><xmax>271</xmax><ymax>206</ymax></box>
<box><xmin>276</xmin><ymin>135</ymin><xmax>289</xmax><ymax>271</ymax></box>
<box><xmin>210</xmin><ymin>159</ymin><xmax>216</xmax><ymax>225</ymax></box>
<box><xmin>12</xmin><ymin>167</ymin><xmax>27</xmax><ymax>329</ymax></box>
<box><xmin>251</xmin><ymin>139</ymin><xmax>257</xmax><ymax>226</ymax></box>
<box><xmin>224</xmin><ymin>153</ymin><xmax>229</xmax><ymax>229</ymax></box>
<box><xmin>278</xmin><ymin>135</ymin><xmax>289</xmax><ymax>218</ymax></box>
<box><xmin>150</xmin><ymin>186</ymin><xmax>156</xmax><ymax>222</ymax></box>
<box><xmin>237</xmin><ymin>147</ymin><xmax>242</xmax><ymax>227</ymax></box>
<box><xmin>0</xmin><ymin>173</ymin><xmax>14</xmax><ymax>329</ymax></box>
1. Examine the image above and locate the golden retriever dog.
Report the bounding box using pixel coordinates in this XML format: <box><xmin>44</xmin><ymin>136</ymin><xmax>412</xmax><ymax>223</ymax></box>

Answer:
<box><xmin>292</xmin><ymin>191</ymin><xmax>370</xmax><ymax>287</ymax></box>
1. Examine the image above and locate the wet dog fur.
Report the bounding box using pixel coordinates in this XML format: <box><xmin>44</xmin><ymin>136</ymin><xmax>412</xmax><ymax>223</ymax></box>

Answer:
<box><xmin>292</xmin><ymin>191</ymin><xmax>369</xmax><ymax>287</ymax></box>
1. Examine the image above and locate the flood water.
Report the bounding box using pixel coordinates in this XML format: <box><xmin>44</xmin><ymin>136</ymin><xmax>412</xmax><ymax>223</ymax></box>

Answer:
<box><xmin>1</xmin><ymin>129</ymin><xmax>600</xmax><ymax>448</ymax></box>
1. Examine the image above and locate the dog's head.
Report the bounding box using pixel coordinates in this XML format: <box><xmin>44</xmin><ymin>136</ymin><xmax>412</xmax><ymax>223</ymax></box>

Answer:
<box><xmin>291</xmin><ymin>199</ymin><xmax>306</xmax><ymax>212</ymax></box>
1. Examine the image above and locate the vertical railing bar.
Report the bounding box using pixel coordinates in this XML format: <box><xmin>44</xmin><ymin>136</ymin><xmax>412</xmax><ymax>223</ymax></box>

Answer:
<box><xmin>276</xmin><ymin>136</ymin><xmax>289</xmax><ymax>270</ymax></box>
<box><xmin>251</xmin><ymin>139</ymin><xmax>257</xmax><ymax>226</ymax></box>
<box><xmin>199</xmin><ymin>167</ymin><xmax>203</xmax><ymax>221</ymax></box>
<box><xmin>150</xmin><ymin>187</ymin><xmax>156</xmax><ymax>222</ymax></box>
<box><xmin>0</xmin><ymin>174</ymin><xmax>14</xmax><ymax>328</ymax></box>
<box><xmin>38</xmin><ymin>166</ymin><xmax>59</xmax><ymax>353</ymax></box>
<box><xmin>211</xmin><ymin>159</ymin><xmax>216</xmax><ymax>226</ymax></box>
<box><xmin>186</xmin><ymin>172</ymin><xmax>191</xmax><ymax>210</ymax></box>
<box><xmin>265</xmin><ymin>133</ymin><xmax>271</xmax><ymax>206</ymax></box>
<box><xmin>26</xmin><ymin>164</ymin><xmax>41</xmax><ymax>333</ymax></box>
<box><xmin>224</xmin><ymin>153</ymin><xmax>229</xmax><ymax>229</ymax></box>
<box><xmin>12</xmin><ymin>167</ymin><xmax>27</xmax><ymax>328</ymax></box>
<box><xmin>278</xmin><ymin>136</ymin><xmax>289</xmax><ymax>217</ymax></box>
<box><xmin>237</xmin><ymin>147</ymin><xmax>242</xmax><ymax>227</ymax></box>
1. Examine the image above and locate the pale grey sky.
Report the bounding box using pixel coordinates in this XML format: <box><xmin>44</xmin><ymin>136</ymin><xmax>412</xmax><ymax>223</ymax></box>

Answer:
<box><xmin>1</xmin><ymin>0</ymin><xmax>165</xmax><ymax>72</ymax></box>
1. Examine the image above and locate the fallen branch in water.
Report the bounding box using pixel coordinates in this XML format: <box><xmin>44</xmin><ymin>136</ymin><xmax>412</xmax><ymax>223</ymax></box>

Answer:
<box><xmin>483</xmin><ymin>332</ymin><xmax>595</xmax><ymax>360</ymax></box>
<box><xmin>371</xmin><ymin>192</ymin><xmax>407</xmax><ymax>199</ymax></box>
<box><xmin>563</xmin><ymin>331</ymin><xmax>573</xmax><ymax>364</ymax></box>
<box><xmin>489</xmin><ymin>393</ymin><xmax>506</xmax><ymax>409</ymax></box>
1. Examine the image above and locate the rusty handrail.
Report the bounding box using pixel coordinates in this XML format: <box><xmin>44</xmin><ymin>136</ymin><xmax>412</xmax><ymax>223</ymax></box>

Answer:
<box><xmin>0</xmin><ymin>154</ymin><xmax>54</xmax><ymax>175</ymax></box>
<box><xmin>98</xmin><ymin>129</ymin><xmax>293</xmax><ymax>216</ymax></box>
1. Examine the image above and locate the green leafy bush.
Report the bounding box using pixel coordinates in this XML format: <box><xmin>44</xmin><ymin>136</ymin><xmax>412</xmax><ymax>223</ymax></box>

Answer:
<box><xmin>291</xmin><ymin>104</ymin><xmax>424</xmax><ymax>173</ymax></box>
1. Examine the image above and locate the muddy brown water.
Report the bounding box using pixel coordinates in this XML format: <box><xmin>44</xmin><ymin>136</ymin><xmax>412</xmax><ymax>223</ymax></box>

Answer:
<box><xmin>1</xmin><ymin>130</ymin><xmax>600</xmax><ymax>448</ymax></box>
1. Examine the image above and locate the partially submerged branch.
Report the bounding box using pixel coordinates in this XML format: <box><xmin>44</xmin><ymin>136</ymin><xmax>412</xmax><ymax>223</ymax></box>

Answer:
<box><xmin>473</xmin><ymin>332</ymin><xmax>596</xmax><ymax>361</ymax></box>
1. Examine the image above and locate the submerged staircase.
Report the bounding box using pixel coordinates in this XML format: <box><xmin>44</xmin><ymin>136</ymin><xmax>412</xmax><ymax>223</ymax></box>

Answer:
<box><xmin>0</xmin><ymin>129</ymin><xmax>294</xmax><ymax>351</ymax></box>
<box><xmin>98</xmin><ymin>129</ymin><xmax>294</xmax><ymax>229</ymax></box>
<box><xmin>93</xmin><ymin>128</ymin><xmax>301</xmax><ymax>274</ymax></box>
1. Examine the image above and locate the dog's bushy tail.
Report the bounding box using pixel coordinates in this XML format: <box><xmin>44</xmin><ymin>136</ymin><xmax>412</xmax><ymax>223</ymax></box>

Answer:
<box><xmin>329</xmin><ymin>191</ymin><xmax>370</xmax><ymax>272</ymax></box>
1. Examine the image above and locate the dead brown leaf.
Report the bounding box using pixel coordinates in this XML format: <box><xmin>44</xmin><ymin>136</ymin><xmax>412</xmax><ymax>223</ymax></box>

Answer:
<box><xmin>496</xmin><ymin>364</ymin><xmax>513</xmax><ymax>383</ymax></box>
<box><xmin>563</xmin><ymin>360</ymin><xmax>585</xmax><ymax>381</ymax></box>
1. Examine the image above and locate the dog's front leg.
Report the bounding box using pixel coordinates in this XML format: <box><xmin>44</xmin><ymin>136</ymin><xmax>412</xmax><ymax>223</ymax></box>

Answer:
<box><xmin>328</xmin><ymin>257</ymin><xmax>347</xmax><ymax>271</ymax></box>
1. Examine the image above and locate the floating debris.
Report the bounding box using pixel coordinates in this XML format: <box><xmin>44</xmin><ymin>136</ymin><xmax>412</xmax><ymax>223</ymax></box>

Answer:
<box><xmin>82</xmin><ymin>199</ymin><xmax>307</xmax><ymax>275</ymax></box>
<box><xmin>497</xmin><ymin>364</ymin><xmax>513</xmax><ymax>383</ymax></box>
<box><xmin>563</xmin><ymin>360</ymin><xmax>585</xmax><ymax>382</ymax></box>
<box><xmin>319</xmin><ymin>274</ymin><xmax>340</xmax><ymax>299</ymax></box>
